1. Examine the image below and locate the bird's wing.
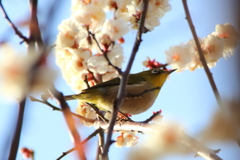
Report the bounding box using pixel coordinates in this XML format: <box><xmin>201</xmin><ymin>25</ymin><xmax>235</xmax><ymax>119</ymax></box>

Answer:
<box><xmin>82</xmin><ymin>73</ymin><xmax>146</xmax><ymax>92</ymax></box>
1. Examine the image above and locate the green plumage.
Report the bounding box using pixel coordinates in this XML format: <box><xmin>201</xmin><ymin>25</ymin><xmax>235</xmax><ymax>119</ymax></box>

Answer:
<box><xmin>64</xmin><ymin>68</ymin><xmax>176</xmax><ymax>115</ymax></box>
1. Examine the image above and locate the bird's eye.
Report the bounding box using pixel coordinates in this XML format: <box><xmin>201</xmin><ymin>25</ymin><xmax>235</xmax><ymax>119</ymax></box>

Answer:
<box><xmin>151</xmin><ymin>69</ymin><xmax>160</xmax><ymax>74</ymax></box>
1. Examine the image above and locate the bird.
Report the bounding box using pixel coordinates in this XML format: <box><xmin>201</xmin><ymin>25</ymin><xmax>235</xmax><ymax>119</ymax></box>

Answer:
<box><xmin>64</xmin><ymin>68</ymin><xmax>176</xmax><ymax>115</ymax></box>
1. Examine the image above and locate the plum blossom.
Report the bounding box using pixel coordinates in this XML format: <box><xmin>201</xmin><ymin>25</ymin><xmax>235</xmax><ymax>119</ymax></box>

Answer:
<box><xmin>87</xmin><ymin>44</ymin><xmax>123</xmax><ymax>75</ymax></box>
<box><xmin>101</xmin><ymin>19</ymin><xmax>129</xmax><ymax>41</ymax></box>
<box><xmin>115</xmin><ymin>131</ymin><xmax>138</xmax><ymax>147</ymax></box>
<box><xmin>0</xmin><ymin>44</ymin><xmax>56</xmax><ymax>101</ymax></box>
<box><xmin>76</xmin><ymin>101</ymin><xmax>96</xmax><ymax>126</ymax></box>
<box><xmin>202</xmin><ymin>35</ymin><xmax>224</xmax><ymax>63</ymax></box>
<box><xmin>165</xmin><ymin>23</ymin><xmax>239</xmax><ymax>72</ymax></box>
<box><xmin>56</xmin><ymin>19</ymin><xmax>79</xmax><ymax>48</ymax></box>
<box><xmin>165</xmin><ymin>43</ymin><xmax>193</xmax><ymax>71</ymax></box>
<box><xmin>212</xmin><ymin>23</ymin><xmax>240</xmax><ymax>56</ymax></box>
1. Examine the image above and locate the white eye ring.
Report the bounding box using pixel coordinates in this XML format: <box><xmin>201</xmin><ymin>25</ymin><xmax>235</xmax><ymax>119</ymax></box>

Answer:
<box><xmin>151</xmin><ymin>69</ymin><xmax>159</xmax><ymax>74</ymax></box>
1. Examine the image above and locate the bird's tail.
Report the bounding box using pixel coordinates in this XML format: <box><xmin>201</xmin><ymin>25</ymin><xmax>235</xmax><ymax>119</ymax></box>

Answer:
<box><xmin>64</xmin><ymin>94</ymin><xmax>78</xmax><ymax>101</ymax></box>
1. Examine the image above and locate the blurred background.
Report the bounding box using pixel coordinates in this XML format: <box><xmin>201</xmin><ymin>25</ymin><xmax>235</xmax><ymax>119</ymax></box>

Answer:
<box><xmin>0</xmin><ymin>0</ymin><xmax>239</xmax><ymax>159</ymax></box>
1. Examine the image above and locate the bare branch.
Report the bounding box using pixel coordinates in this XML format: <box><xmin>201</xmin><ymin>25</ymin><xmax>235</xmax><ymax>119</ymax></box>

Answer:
<box><xmin>94</xmin><ymin>120</ymin><xmax>157</xmax><ymax>133</ymax></box>
<box><xmin>182</xmin><ymin>0</ymin><xmax>222</xmax><ymax>108</ymax></box>
<box><xmin>102</xmin><ymin>0</ymin><xmax>149</xmax><ymax>158</ymax></box>
<box><xmin>53</xmin><ymin>89</ymin><xmax>86</xmax><ymax>160</ymax></box>
<box><xmin>181</xmin><ymin>132</ymin><xmax>222</xmax><ymax>160</ymax></box>
<box><xmin>138</xmin><ymin>110</ymin><xmax>162</xmax><ymax>124</ymax></box>
<box><xmin>0</xmin><ymin>0</ymin><xmax>29</xmax><ymax>43</ymax></box>
<box><xmin>8</xmin><ymin>98</ymin><xmax>26</xmax><ymax>160</ymax></box>
<box><xmin>29</xmin><ymin>0</ymin><xmax>43</xmax><ymax>49</ymax></box>
<box><xmin>86</xmin><ymin>102</ymin><xmax>109</xmax><ymax>123</ymax></box>
<box><xmin>56</xmin><ymin>128</ymin><xmax>102</xmax><ymax>160</ymax></box>
<box><xmin>29</xmin><ymin>96</ymin><xmax>95</xmax><ymax>123</ymax></box>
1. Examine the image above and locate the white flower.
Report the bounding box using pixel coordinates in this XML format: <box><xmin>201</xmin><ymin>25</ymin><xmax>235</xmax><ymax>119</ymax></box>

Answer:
<box><xmin>55</xmin><ymin>48</ymin><xmax>91</xmax><ymax>92</ymax></box>
<box><xmin>119</xmin><ymin>0</ymin><xmax>171</xmax><ymax>30</ymax></box>
<box><xmin>114</xmin><ymin>0</ymin><xmax>132</xmax><ymax>19</ymax></box>
<box><xmin>87</xmin><ymin>44</ymin><xmax>123</xmax><ymax>75</ymax></box>
<box><xmin>101</xmin><ymin>19</ymin><xmax>129</xmax><ymax>41</ymax></box>
<box><xmin>70</xmin><ymin>48</ymin><xmax>92</xmax><ymax>72</ymax></box>
<box><xmin>56</xmin><ymin>19</ymin><xmax>79</xmax><ymax>48</ymax></box>
<box><xmin>165</xmin><ymin>43</ymin><xmax>193</xmax><ymax>71</ymax></box>
<box><xmin>115</xmin><ymin>132</ymin><xmax>138</xmax><ymax>148</ymax></box>
<box><xmin>123</xmin><ymin>132</ymin><xmax>138</xmax><ymax>147</ymax></box>
<box><xmin>72</xmin><ymin>0</ymin><xmax>107</xmax><ymax>11</ymax></box>
<box><xmin>0</xmin><ymin>44</ymin><xmax>56</xmax><ymax>101</ymax></box>
<box><xmin>102</xmin><ymin>71</ymin><xmax>118</xmax><ymax>82</ymax></box>
<box><xmin>145</xmin><ymin>12</ymin><xmax>160</xmax><ymax>31</ymax></box>
<box><xmin>202</xmin><ymin>35</ymin><xmax>224</xmax><ymax>63</ymax></box>
<box><xmin>69</xmin><ymin>75</ymin><xmax>89</xmax><ymax>92</ymax></box>
<box><xmin>153</xmin><ymin>0</ymin><xmax>171</xmax><ymax>13</ymax></box>
<box><xmin>212</xmin><ymin>23</ymin><xmax>240</xmax><ymax>56</ymax></box>
<box><xmin>127</xmin><ymin>123</ymin><xmax>184</xmax><ymax>160</ymax></box>
<box><xmin>76</xmin><ymin>101</ymin><xmax>96</xmax><ymax>126</ymax></box>
<box><xmin>0</xmin><ymin>45</ymin><xmax>29</xmax><ymax>100</ymax></box>
<box><xmin>72</xmin><ymin>4</ymin><xmax>105</xmax><ymax>32</ymax></box>
<box><xmin>145</xmin><ymin>0</ymin><xmax>171</xmax><ymax>31</ymax></box>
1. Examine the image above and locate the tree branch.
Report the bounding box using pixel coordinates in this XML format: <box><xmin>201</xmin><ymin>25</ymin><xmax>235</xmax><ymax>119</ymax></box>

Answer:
<box><xmin>102</xmin><ymin>0</ymin><xmax>149</xmax><ymax>158</ymax></box>
<box><xmin>181</xmin><ymin>132</ymin><xmax>222</xmax><ymax>160</ymax></box>
<box><xmin>96</xmin><ymin>128</ymin><xmax>105</xmax><ymax>160</ymax></box>
<box><xmin>29</xmin><ymin>96</ymin><xmax>95</xmax><ymax>123</ymax></box>
<box><xmin>52</xmin><ymin>89</ymin><xmax>86</xmax><ymax>160</ymax></box>
<box><xmin>182</xmin><ymin>0</ymin><xmax>222</xmax><ymax>108</ymax></box>
<box><xmin>56</xmin><ymin>128</ymin><xmax>102</xmax><ymax>160</ymax></box>
<box><xmin>8</xmin><ymin>98</ymin><xmax>26</xmax><ymax>160</ymax></box>
<box><xmin>29</xmin><ymin>0</ymin><xmax>43</xmax><ymax>49</ymax></box>
<box><xmin>0</xmin><ymin>0</ymin><xmax>29</xmax><ymax>43</ymax></box>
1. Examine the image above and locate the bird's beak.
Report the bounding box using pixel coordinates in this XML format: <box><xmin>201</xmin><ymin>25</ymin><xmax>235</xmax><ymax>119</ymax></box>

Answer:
<box><xmin>166</xmin><ymin>69</ymin><xmax>177</xmax><ymax>74</ymax></box>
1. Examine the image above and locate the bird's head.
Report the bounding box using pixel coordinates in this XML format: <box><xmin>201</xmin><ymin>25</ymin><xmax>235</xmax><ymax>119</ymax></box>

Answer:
<box><xmin>139</xmin><ymin>68</ymin><xmax>176</xmax><ymax>87</ymax></box>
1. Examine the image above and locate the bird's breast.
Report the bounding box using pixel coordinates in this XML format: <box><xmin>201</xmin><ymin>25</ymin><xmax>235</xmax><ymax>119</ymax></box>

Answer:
<box><xmin>95</xmin><ymin>81</ymin><xmax>160</xmax><ymax>115</ymax></box>
<box><xmin>121</xmin><ymin>82</ymin><xmax>159</xmax><ymax>114</ymax></box>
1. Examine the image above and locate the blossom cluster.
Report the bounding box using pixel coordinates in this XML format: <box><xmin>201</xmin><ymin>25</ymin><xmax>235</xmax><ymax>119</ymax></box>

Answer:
<box><xmin>55</xmin><ymin>0</ymin><xmax>171</xmax><ymax>119</ymax></box>
<box><xmin>165</xmin><ymin>23</ymin><xmax>240</xmax><ymax>71</ymax></box>
<box><xmin>55</xmin><ymin>0</ymin><xmax>171</xmax><ymax>91</ymax></box>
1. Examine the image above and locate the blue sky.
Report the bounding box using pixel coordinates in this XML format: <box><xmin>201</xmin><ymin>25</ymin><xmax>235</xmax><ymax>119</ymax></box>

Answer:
<box><xmin>0</xmin><ymin>0</ymin><xmax>240</xmax><ymax>160</ymax></box>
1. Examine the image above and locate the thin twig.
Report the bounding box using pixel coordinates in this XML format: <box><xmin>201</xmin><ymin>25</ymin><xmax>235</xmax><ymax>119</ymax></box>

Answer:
<box><xmin>29</xmin><ymin>96</ymin><xmax>95</xmax><ymax>123</ymax></box>
<box><xmin>137</xmin><ymin>110</ymin><xmax>162</xmax><ymax>124</ymax></box>
<box><xmin>102</xmin><ymin>0</ymin><xmax>149</xmax><ymax>158</ymax></box>
<box><xmin>84</xmin><ymin>75</ymin><xmax>90</xmax><ymax>88</ymax></box>
<box><xmin>0</xmin><ymin>0</ymin><xmax>29</xmax><ymax>43</ymax></box>
<box><xmin>53</xmin><ymin>89</ymin><xmax>86</xmax><ymax>160</ymax></box>
<box><xmin>182</xmin><ymin>0</ymin><xmax>222</xmax><ymax>108</ymax></box>
<box><xmin>86</xmin><ymin>102</ymin><xmax>109</xmax><ymax>123</ymax></box>
<box><xmin>57</xmin><ymin>148</ymin><xmax>75</xmax><ymax>160</ymax></box>
<box><xmin>56</xmin><ymin>128</ymin><xmax>102</xmax><ymax>160</ymax></box>
<box><xmin>89</xmin><ymin>32</ymin><xmax>122</xmax><ymax>75</ymax></box>
<box><xmin>118</xmin><ymin>111</ymin><xmax>133</xmax><ymax>121</ymax></box>
<box><xmin>8</xmin><ymin>98</ymin><xmax>26</xmax><ymax>160</ymax></box>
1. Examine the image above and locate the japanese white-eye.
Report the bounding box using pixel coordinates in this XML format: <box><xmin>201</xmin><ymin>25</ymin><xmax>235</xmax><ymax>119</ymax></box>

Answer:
<box><xmin>65</xmin><ymin>68</ymin><xmax>176</xmax><ymax>115</ymax></box>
